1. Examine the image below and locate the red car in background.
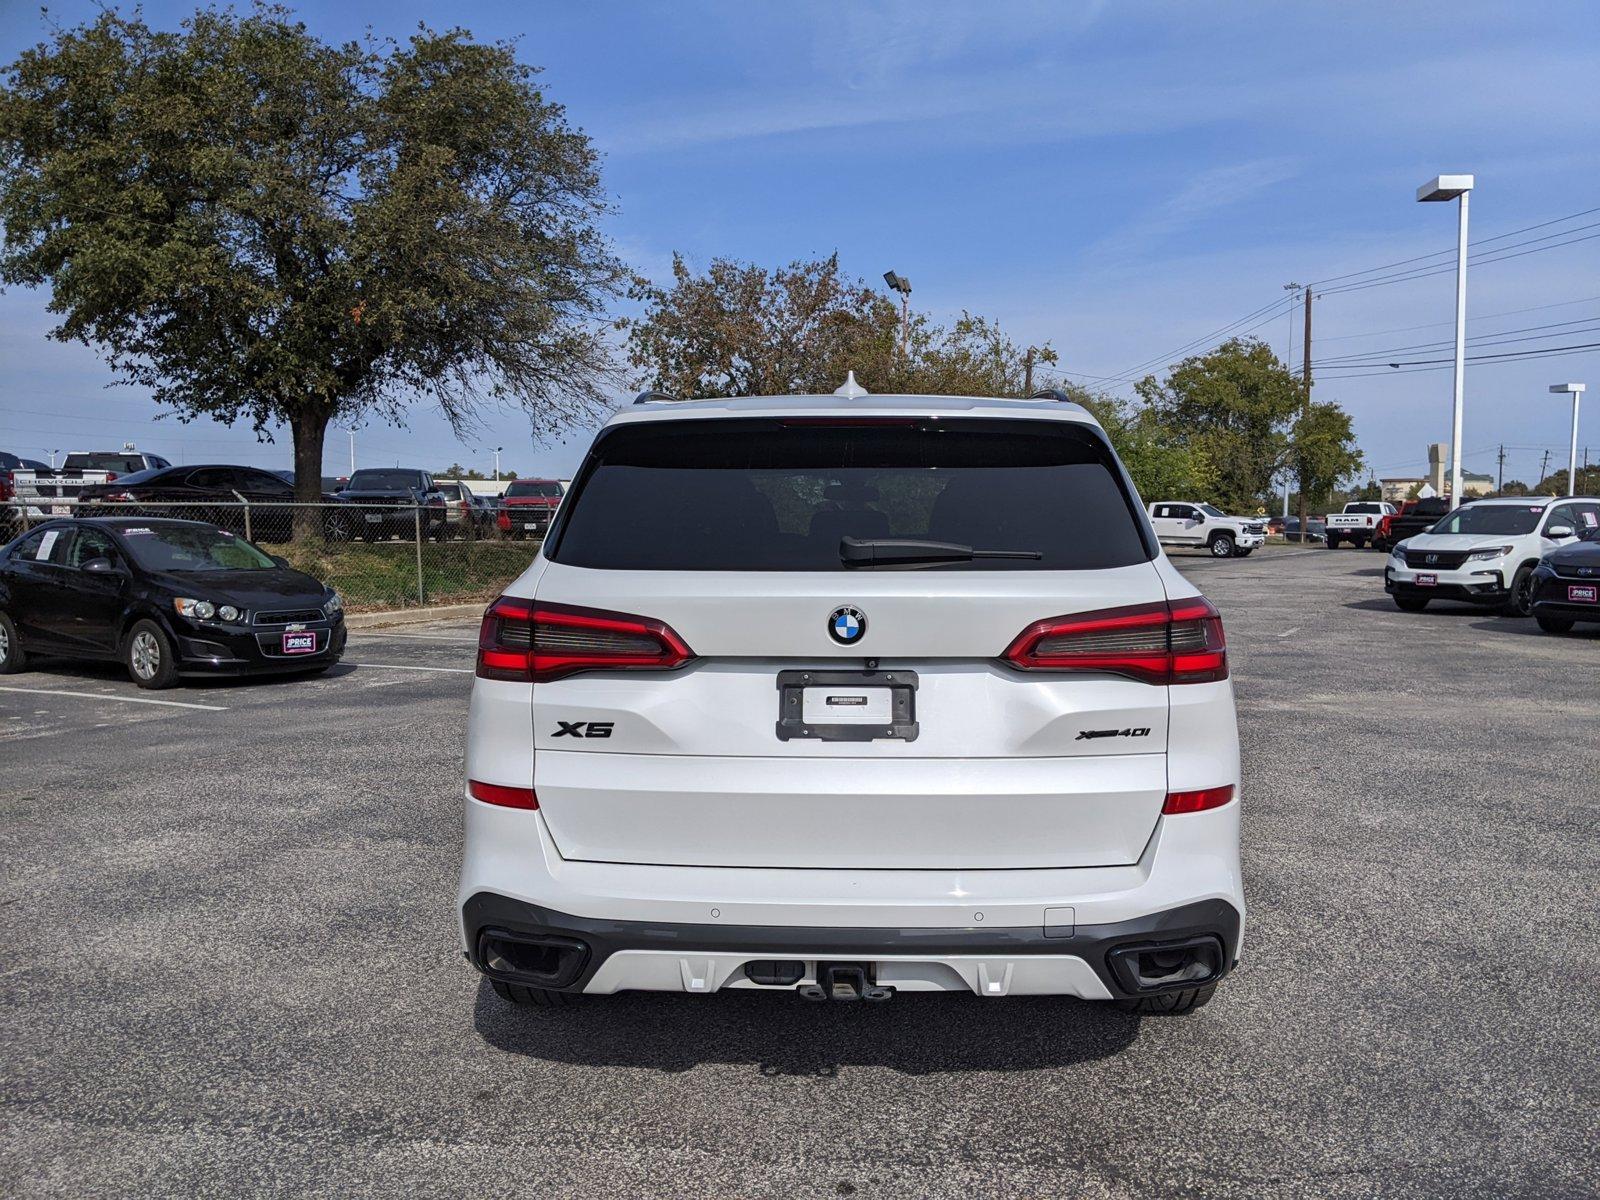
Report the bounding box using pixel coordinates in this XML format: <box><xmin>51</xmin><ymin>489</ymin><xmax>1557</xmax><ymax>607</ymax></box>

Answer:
<box><xmin>497</xmin><ymin>478</ymin><xmax>564</xmax><ymax>540</ymax></box>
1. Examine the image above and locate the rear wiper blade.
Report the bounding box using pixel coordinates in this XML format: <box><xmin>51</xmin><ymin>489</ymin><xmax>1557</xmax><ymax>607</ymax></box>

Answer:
<box><xmin>840</xmin><ymin>536</ymin><xmax>1043</xmax><ymax>567</ymax></box>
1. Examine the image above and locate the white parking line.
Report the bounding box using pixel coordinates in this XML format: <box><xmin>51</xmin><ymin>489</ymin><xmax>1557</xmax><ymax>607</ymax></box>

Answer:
<box><xmin>346</xmin><ymin>662</ymin><xmax>473</xmax><ymax>674</ymax></box>
<box><xmin>0</xmin><ymin>685</ymin><xmax>228</xmax><ymax>711</ymax></box>
<box><xmin>1278</xmin><ymin>626</ymin><xmax>1301</xmax><ymax>638</ymax></box>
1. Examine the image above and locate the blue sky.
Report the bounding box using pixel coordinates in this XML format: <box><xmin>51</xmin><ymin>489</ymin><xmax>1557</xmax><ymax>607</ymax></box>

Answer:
<box><xmin>3</xmin><ymin>0</ymin><xmax>1598</xmax><ymax>487</ymax></box>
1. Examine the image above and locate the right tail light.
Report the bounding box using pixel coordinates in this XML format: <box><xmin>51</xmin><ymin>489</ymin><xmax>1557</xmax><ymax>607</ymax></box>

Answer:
<box><xmin>477</xmin><ymin>597</ymin><xmax>696</xmax><ymax>683</ymax></box>
<box><xmin>1001</xmin><ymin>598</ymin><xmax>1227</xmax><ymax>685</ymax></box>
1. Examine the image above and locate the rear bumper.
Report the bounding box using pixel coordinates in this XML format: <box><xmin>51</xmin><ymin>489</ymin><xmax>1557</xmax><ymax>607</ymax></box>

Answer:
<box><xmin>458</xmin><ymin>785</ymin><xmax>1244</xmax><ymax>999</ymax></box>
<box><xmin>464</xmin><ymin>892</ymin><xmax>1240</xmax><ymax>1000</ymax></box>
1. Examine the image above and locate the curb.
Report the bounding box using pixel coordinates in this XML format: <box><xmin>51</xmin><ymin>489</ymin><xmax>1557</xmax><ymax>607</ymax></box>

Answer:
<box><xmin>345</xmin><ymin>603</ymin><xmax>486</xmax><ymax>630</ymax></box>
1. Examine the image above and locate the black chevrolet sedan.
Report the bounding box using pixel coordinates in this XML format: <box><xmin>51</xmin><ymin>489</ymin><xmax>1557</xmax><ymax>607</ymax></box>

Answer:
<box><xmin>0</xmin><ymin>517</ymin><xmax>345</xmax><ymax>688</ymax></box>
<box><xmin>1530</xmin><ymin>527</ymin><xmax>1600</xmax><ymax>634</ymax></box>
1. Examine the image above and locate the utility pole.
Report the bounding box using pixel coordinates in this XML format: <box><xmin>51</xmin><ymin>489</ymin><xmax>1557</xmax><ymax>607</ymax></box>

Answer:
<box><xmin>1296</xmin><ymin>287</ymin><xmax>1312</xmax><ymax>537</ymax></box>
<box><xmin>1539</xmin><ymin>448</ymin><xmax>1551</xmax><ymax>488</ymax></box>
<box><xmin>1023</xmin><ymin>347</ymin><xmax>1035</xmax><ymax>394</ymax></box>
<box><xmin>1497</xmin><ymin>444</ymin><xmax>1505</xmax><ymax>493</ymax></box>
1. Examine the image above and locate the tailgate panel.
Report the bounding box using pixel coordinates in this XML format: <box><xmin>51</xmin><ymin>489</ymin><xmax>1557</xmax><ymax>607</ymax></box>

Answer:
<box><xmin>535</xmin><ymin>749</ymin><xmax>1167</xmax><ymax>869</ymax></box>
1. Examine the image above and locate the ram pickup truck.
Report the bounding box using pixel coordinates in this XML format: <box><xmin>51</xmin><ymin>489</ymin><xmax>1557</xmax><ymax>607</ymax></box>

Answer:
<box><xmin>337</xmin><ymin>468</ymin><xmax>450</xmax><ymax>540</ymax></box>
<box><xmin>1147</xmin><ymin>501</ymin><xmax>1267</xmax><ymax>558</ymax></box>
<box><xmin>1325</xmin><ymin>501</ymin><xmax>1397</xmax><ymax>550</ymax></box>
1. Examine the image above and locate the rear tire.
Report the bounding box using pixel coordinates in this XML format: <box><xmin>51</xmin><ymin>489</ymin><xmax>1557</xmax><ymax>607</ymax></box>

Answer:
<box><xmin>491</xmin><ymin>979</ymin><xmax>581</xmax><ymax>1008</ymax></box>
<box><xmin>1325</xmin><ymin>534</ymin><xmax>1341</xmax><ymax>549</ymax></box>
<box><xmin>124</xmin><ymin>619</ymin><xmax>179</xmax><ymax>689</ymax></box>
<box><xmin>1117</xmin><ymin>983</ymin><xmax>1216</xmax><ymax>1015</ymax></box>
<box><xmin>1535</xmin><ymin>614</ymin><xmax>1575</xmax><ymax>634</ymax></box>
<box><xmin>1394</xmin><ymin>594</ymin><xmax>1429</xmax><ymax>612</ymax></box>
<box><xmin>1208</xmin><ymin>533</ymin><xmax>1235</xmax><ymax>558</ymax></box>
<box><xmin>0</xmin><ymin>612</ymin><xmax>27</xmax><ymax>674</ymax></box>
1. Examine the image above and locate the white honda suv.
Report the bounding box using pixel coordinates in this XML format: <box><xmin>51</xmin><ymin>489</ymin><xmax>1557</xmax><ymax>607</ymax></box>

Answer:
<box><xmin>460</xmin><ymin>385</ymin><xmax>1244</xmax><ymax>1013</ymax></box>
<box><xmin>1385</xmin><ymin>494</ymin><xmax>1600</xmax><ymax>616</ymax></box>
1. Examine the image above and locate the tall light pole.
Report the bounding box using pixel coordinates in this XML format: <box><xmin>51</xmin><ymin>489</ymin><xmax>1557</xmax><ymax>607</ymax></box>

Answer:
<box><xmin>1417</xmin><ymin>174</ymin><xmax>1474</xmax><ymax>507</ymax></box>
<box><xmin>1549</xmin><ymin>384</ymin><xmax>1585</xmax><ymax>496</ymax></box>
<box><xmin>492</xmin><ymin>446</ymin><xmax>503</xmax><ymax>482</ymax></box>
<box><xmin>346</xmin><ymin>427</ymin><xmax>356</xmax><ymax>475</ymax></box>
<box><xmin>883</xmin><ymin>270</ymin><xmax>912</xmax><ymax>359</ymax></box>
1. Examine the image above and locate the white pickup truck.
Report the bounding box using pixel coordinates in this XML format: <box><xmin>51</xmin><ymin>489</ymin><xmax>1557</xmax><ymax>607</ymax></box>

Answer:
<box><xmin>1147</xmin><ymin>501</ymin><xmax>1268</xmax><ymax>558</ymax></box>
<box><xmin>11</xmin><ymin>449</ymin><xmax>172</xmax><ymax>518</ymax></box>
<box><xmin>1325</xmin><ymin>500</ymin><xmax>1397</xmax><ymax>550</ymax></box>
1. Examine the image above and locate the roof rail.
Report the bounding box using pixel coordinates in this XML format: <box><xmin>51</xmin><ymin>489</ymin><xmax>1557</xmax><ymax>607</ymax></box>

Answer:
<box><xmin>633</xmin><ymin>390</ymin><xmax>681</xmax><ymax>405</ymax></box>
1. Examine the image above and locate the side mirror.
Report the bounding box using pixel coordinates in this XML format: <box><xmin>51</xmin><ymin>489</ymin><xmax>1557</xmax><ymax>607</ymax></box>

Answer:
<box><xmin>271</xmin><ymin>554</ymin><xmax>289</xmax><ymax>568</ymax></box>
<box><xmin>1193</xmin><ymin>513</ymin><xmax>1206</xmax><ymax>524</ymax></box>
<box><xmin>1547</xmin><ymin>524</ymin><xmax>1575</xmax><ymax>539</ymax></box>
<box><xmin>83</xmin><ymin>557</ymin><xmax>116</xmax><ymax>573</ymax></box>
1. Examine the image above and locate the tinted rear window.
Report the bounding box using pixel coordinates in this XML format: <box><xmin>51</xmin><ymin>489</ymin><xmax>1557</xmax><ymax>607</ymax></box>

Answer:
<box><xmin>549</xmin><ymin>418</ymin><xmax>1151</xmax><ymax>571</ymax></box>
<box><xmin>64</xmin><ymin>453</ymin><xmax>149</xmax><ymax>474</ymax></box>
<box><xmin>346</xmin><ymin>470</ymin><xmax>422</xmax><ymax>490</ymax></box>
<box><xmin>506</xmin><ymin>480</ymin><xmax>562</xmax><ymax>497</ymax></box>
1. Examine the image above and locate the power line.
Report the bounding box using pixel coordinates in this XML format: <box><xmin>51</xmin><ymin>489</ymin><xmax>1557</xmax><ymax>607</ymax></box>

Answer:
<box><xmin>1314</xmin><ymin>295</ymin><xmax>1600</xmax><ymax>344</ymax></box>
<box><xmin>1306</xmin><ymin>205</ymin><xmax>1600</xmax><ymax>288</ymax></box>
<box><xmin>1312</xmin><ymin>317</ymin><xmax>1600</xmax><ymax>367</ymax></box>
<box><xmin>1316</xmin><ymin>229</ymin><xmax>1600</xmax><ymax>298</ymax></box>
<box><xmin>1312</xmin><ymin>341</ymin><xmax>1600</xmax><ymax>379</ymax></box>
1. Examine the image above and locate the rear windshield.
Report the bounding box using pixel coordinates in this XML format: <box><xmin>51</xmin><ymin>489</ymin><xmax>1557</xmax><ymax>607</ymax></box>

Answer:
<box><xmin>548</xmin><ymin>418</ymin><xmax>1151</xmax><ymax>571</ymax></box>
<box><xmin>346</xmin><ymin>470</ymin><xmax>422</xmax><ymax>490</ymax></box>
<box><xmin>1428</xmin><ymin>505</ymin><xmax>1544</xmax><ymax>536</ymax></box>
<box><xmin>117</xmin><ymin>524</ymin><xmax>277</xmax><ymax>572</ymax></box>
<box><xmin>506</xmin><ymin>480</ymin><xmax>562</xmax><ymax>497</ymax></box>
<box><xmin>1346</xmin><ymin>502</ymin><xmax>1384</xmax><ymax>513</ymax></box>
<box><xmin>64</xmin><ymin>453</ymin><xmax>151</xmax><ymax>474</ymax></box>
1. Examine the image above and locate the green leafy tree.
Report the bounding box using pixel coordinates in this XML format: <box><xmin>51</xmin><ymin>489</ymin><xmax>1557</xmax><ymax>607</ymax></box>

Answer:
<box><xmin>1</xmin><ymin>6</ymin><xmax>625</xmax><ymax>536</ymax></box>
<box><xmin>626</xmin><ymin>253</ymin><xmax>1055</xmax><ymax>399</ymax></box>
<box><xmin>1135</xmin><ymin>338</ymin><xmax>1303</xmax><ymax>512</ymax></box>
<box><xmin>626</xmin><ymin>253</ymin><xmax>898</xmax><ymax>398</ymax></box>
<box><xmin>1292</xmin><ymin>400</ymin><xmax>1365</xmax><ymax>507</ymax></box>
<box><xmin>1078</xmin><ymin>393</ymin><xmax>1215</xmax><ymax>501</ymax></box>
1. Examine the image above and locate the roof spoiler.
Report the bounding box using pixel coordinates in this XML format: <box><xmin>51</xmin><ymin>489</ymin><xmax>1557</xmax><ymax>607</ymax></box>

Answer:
<box><xmin>1028</xmin><ymin>388</ymin><xmax>1088</xmax><ymax>411</ymax></box>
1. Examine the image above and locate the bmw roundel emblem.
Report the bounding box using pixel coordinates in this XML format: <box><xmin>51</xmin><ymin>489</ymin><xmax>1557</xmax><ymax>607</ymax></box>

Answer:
<box><xmin>829</xmin><ymin>605</ymin><xmax>866</xmax><ymax>645</ymax></box>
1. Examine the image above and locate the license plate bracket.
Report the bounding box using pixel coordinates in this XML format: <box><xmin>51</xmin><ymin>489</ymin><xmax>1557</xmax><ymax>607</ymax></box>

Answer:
<box><xmin>1568</xmin><ymin>584</ymin><xmax>1598</xmax><ymax>603</ymax></box>
<box><xmin>1416</xmin><ymin>573</ymin><xmax>1437</xmax><ymax>587</ymax></box>
<box><xmin>282</xmin><ymin>631</ymin><xmax>318</xmax><ymax>654</ymax></box>
<box><xmin>775</xmin><ymin>669</ymin><xmax>918</xmax><ymax>742</ymax></box>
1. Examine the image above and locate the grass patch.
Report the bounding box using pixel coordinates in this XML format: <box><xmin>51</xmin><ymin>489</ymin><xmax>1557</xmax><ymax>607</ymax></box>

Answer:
<box><xmin>280</xmin><ymin>538</ymin><xmax>540</xmax><ymax>611</ymax></box>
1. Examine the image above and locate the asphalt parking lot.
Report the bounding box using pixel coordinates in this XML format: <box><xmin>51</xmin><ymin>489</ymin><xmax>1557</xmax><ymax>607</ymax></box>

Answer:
<box><xmin>3</xmin><ymin>548</ymin><xmax>1597</xmax><ymax>1198</ymax></box>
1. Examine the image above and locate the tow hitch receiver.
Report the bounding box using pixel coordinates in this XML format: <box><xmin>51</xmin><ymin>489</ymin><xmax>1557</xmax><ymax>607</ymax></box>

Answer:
<box><xmin>800</xmin><ymin>962</ymin><xmax>894</xmax><ymax>1002</ymax></box>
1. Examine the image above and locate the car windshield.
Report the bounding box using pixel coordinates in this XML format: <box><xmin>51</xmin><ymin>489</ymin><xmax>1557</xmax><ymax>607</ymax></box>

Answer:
<box><xmin>1428</xmin><ymin>505</ymin><xmax>1543</xmax><ymax>536</ymax></box>
<box><xmin>549</xmin><ymin>417</ymin><xmax>1151</xmax><ymax>571</ymax></box>
<box><xmin>506</xmin><ymin>480</ymin><xmax>562</xmax><ymax>498</ymax></box>
<box><xmin>346</xmin><ymin>470</ymin><xmax>421</xmax><ymax>490</ymax></box>
<box><xmin>1199</xmin><ymin>504</ymin><xmax>1227</xmax><ymax>517</ymax></box>
<box><xmin>117</xmin><ymin>524</ymin><xmax>277</xmax><ymax>572</ymax></box>
<box><xmin>1347</xmin><ymin>502</ymin><xmax>1383</xmax><ymax>513</ymax></box>
<box><xmin>64</xmin><ymin>453</ymin><xmax>151</xmax><ymax>473</ymax></box>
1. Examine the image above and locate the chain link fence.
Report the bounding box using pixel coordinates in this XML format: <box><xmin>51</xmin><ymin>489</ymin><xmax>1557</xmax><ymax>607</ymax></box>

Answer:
<box><xmin>2</xmin><ymin>498</ymin><xmax>543</xmax><ymax>612</ymax></box>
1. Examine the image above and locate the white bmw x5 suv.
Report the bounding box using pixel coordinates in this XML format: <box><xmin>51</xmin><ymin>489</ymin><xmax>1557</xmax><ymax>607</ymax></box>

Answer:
<box><xmin>460</xmin><ymin>385</ymin><xmax>1244</xmax><ymax>1013</ymax></box>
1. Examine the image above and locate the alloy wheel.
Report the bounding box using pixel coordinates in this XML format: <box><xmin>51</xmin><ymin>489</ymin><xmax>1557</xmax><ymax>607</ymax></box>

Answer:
<box><xmin>131</xmin><ymin>630</ymin><xmax>161</xmax><ymax>679</ymax></box>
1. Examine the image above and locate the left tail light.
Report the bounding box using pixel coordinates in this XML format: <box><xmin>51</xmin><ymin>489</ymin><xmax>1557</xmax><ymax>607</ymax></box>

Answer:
<box><xmin>476</xmin><ymin>597</ymin><xmax>696</xmax><ymax>683</ymax></box>
<box><xmin>1001</xmin><ymin>597</ymin><xmax>1227</xmax><ymax>685</ymax></box>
